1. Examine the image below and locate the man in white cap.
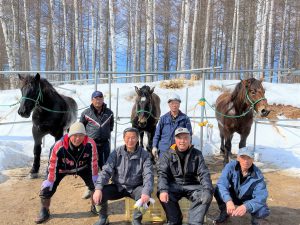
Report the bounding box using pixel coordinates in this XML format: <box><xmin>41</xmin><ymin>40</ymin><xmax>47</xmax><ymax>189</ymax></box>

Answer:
<box><xmin>34</xmin><ymin>122</ymin><xmax>99</xmax><ymax>224</ymax></box>
<box><xmin>214</xmin><ymin>146</ymin><xmax>270</xmax><ymax>225</ymax></box>
<box><xmin>157</xmin><ymin>127</ymin><xmax>213</xmax><ymax>225</ymax></box>
<box><xmin>152</xmin><ymin>93</ymin><xmax>192</xmax><ymax>159</ymax></box>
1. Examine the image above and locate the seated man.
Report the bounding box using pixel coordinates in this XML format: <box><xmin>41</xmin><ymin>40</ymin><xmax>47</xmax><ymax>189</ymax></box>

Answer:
<box><xmin>35</xmin><ymin>122</ymin><xmax>98</xmax><ymax>224</ymax></box>
<box><xmin>157</xmin><ymin>127</ymin><xmax>213</xmax><ymax>225</ymax></box>
<box><xmin>214</xmin><ymin>146</ymin><xmax>270</xmax><ymax>225</ymax></box>
<box><xmin>93</xmin><ymin>127</ymin><xmax>154</xmax><ymax>225</ymax></box>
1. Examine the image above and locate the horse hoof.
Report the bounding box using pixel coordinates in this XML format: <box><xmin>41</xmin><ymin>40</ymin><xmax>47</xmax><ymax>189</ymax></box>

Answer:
<box><xmin>29</xmin><ymin>173</ymin><xmax>39</xmax><ymax>179</ymax></box>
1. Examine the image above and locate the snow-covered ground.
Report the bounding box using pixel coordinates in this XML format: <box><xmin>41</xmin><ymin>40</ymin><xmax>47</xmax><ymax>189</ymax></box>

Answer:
<box><xmin>0</xmin><ymin>80</ymin><xmax>299</xmax><ymax>182</ymax></box>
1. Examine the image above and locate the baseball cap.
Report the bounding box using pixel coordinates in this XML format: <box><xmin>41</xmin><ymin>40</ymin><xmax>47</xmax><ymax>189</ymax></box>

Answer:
<box><xmin>168</xmin><ymin>93</ymin><xmax>181</xmax><ymax>103</ymax></box>
<box><xmin>91</xmin><ymin>91</ymin><xmax>103</xmax><ymax>99</ymax></box>
<box><xmin>175</xmin><ymin>127</ymin><xmax>190</xmax><ymax>136</ymax></box>
<box><xmin>238</xmin><ymin>146</ymin><xmax>254</xmax><ymax>158</ymax></box>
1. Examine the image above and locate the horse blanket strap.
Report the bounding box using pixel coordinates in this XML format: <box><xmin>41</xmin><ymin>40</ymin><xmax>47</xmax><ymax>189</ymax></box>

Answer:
<box><xmin>59</xmin><ymin>164</ymin><xmax>87</xmax><ymax>174</ymax></box>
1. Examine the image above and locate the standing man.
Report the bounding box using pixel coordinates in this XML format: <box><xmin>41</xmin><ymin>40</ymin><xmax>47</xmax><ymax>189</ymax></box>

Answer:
<box><xmin>157</xmin><ymin>127</ymin><xmax>213</xmax><ymax>225</ymax></box>
<box><xmin>152</xmin><ymin>93</ymin><xmax>192</xmax><ymax>159</ymax></box>
<box><xmin>93</xmin><ymin>127</ymin><xmax>154</xmax><ymax>225</ymax></box>
<box><xmin>34</xmin><ymin>122</ymin><xmax>98</xmax><ymax>224</ymax></box>
<box><xmin>214</xmin><ymin>146</ymin><xmax>270</xmax><ymax>225</ymax></box>
<box><xmin>80</xmin><ymin>90</ymin><xmax>114</xmax><ymax>198</ymax></box>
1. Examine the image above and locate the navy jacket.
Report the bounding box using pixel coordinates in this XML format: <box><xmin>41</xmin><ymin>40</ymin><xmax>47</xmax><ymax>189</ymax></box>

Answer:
<box><xmin>153</xmin><ymin>111</ymin><xmax>192</xmax><ymax>153</ymax></box>
<box><xmin>216</xmin><ymin>160</ymin><xmax>269</xmax><ymax>214</ymax></box>
<box><xmin>80</xmin><ymin>103</ymin><xmax>114</xmax><ymax>143</ymax></box>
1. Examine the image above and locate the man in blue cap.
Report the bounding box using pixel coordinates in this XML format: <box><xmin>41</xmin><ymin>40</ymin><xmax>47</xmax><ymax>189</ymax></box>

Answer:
<box><xmin>214</xmin><ymin>146</ymin><xmax>270</xmax><ymax>225</ymax></box>
<box><xmin>80</xmin><ymin>90</ymin><xmax>114</xmax><ymax>199</ymax></box>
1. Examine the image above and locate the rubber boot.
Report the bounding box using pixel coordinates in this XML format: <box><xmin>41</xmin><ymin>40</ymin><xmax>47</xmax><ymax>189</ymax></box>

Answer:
<box><xmin>132</xmin><ymin>209</ymin><xmax>142</xmax><ymax>225</ymax></box>
<box><xmin>82</xmin><ymin>187</ymin><xmax>92</xmax><ymax>199</ymax></box>
<box><xmin>213</xmin><ymin>209</ymin><xmax>229</xmax><ymax>224</ymax></box>
<box><xmin>35</xmin><ymin>198</ymin><xmax>50</xmax><ymax>224</ymax></box>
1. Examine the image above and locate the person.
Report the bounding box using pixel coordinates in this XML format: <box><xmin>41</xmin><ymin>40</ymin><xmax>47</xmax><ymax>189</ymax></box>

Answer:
<box><xmin>157</xmin><ymin>127</ymin><xmax>213</xmax><ymax>225</ymax></box>
<box><xmin>80</xmin><ymin>90</ymin><xmax>114</xmax><ymax>199</ymax></box>
<box><xmin>152</xmin><ymin>93</ymin><xmax>192</xmax><ymax>159</ymax></box>
<box><xmin>34</xmin><ymin>122</ymin><xmax>98</xmax><ymax>224</ymax></box>
<box><xmin>93</xmin><ymin>127</ymin><xmax>154</xmax><ymax>225</ymax></box>
<box><xmin>214</xmin><ymin>146</ymin><xmax>270</xmax><ymax>225</ymax></box>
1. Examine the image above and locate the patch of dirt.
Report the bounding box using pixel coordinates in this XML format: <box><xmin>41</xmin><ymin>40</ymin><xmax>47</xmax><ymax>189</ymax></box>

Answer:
<box><xmin>0</xmin><ymin>156</ymin><xmax>299</xmax><ymax>225</ymax></box>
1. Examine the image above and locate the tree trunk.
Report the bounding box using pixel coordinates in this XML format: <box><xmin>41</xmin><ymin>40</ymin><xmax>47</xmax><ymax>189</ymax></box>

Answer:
<box><xmin>153</xmin><ymin>0</ymin><xmax>158</xmax><ymax>76</ymax></box>
<box><xmin>202</xmin><ymin>0</ymin><xmax>212</xmax><ymax>68</ymax></box>
<box><xmin>253</xmin><ymin>0</ymin><xmax>263</xmax><ymax>78</ymax></box>
<box><xmin>50</xmin><ymin>0</ymin><xmax>59</xmax><ymax>72</ymax></box>
<box><xmin>177</xmin><ymin>1</ymin><xmax>184</xmax><ymax>71</ymax></box>
<box><xmin>133</xmin><ymin>0</ymin><xmax>139</xmax><ymax>82</ymax></box>
<box><xmin>145</xmin><ymin>0</ymin><xmax>153</xmax><ymax>82</ymax></box>
<box><xmin>180</xmin><ymin>0</ymin><xmax>190</xmax><ymax>73</ymax></box>
<box><xmin>267</xmin><ymin>0</ymin><xmax>275</xmax><ymax>82</ymax></box>
<box><xmin>99</xmin><ymin>0</ymin><xmax>106</xmax><ymax>81</ymax></box>
<box><xmin>233</xmin><ymin>0</ymin><xmax>240</xmax><ymax>79</ymax></box>
<box><xmin>109</xmin><ymin>0</ymin><xmax>117</xmax><ymax>72</ymax></box>
<box><xmin>24</xmin><ymin>0</ymin><xmax>32</xmax><ymax>70</ymax></box>
<box><xmin>74</xmin><ymin>0</ymin><xmax>82</xmax><ymax>77</ymax></box>
<box><xmin>63</xmin><ymin>0</ymin><xmax>71</xmax><ymax>71</ymax></box>
<box><xmin>191</xmin><ymin>0</ymin><xmax>199</xmax><ymax>70</ymax></box>
<box><xmin>35</xmin><ymin>0</ymin><xmax>41</xmax><ymax>71</ymax></box>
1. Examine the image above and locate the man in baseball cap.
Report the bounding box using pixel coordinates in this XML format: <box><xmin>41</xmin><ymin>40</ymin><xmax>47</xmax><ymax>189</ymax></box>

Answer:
<box><xmin>214</xmin><ymin>146</ymin><xmax>270</xmax><ymax>225</ymax></box>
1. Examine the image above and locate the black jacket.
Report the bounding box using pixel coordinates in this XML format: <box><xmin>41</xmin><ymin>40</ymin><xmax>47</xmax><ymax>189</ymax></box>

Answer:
<box><xmin>80</xmin><ymin>103</ymin><xmax>114</xmax><ymax>143</ymax></box>
<box><xmin>158</xmin><ymin>144</ymin><xmax>213</xmax><ymax>193</ymax></box>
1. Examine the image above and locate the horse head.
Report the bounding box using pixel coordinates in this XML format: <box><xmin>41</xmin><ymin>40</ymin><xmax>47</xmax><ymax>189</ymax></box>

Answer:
<box><xmin>134</xmin><ymin>85</ymin><xmax>155</xmax><ymax>128</ymax></box>
<box><xmin>18</xmin><ymin>73</ymin><xmax>42</xmax><ymax>118</ymax></box>
<box><xmin>240</xmin><ymin>78</ymin><xmax>270</xmax><ymax>117</ymax></box>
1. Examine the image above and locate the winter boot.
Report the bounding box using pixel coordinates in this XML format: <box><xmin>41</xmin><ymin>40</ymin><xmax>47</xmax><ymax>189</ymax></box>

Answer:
<box><xmin>213</xmin><ymin>209</ymin><xmax>229</xmax><ymax>224</ymax></box>
<box><xmin>82</xmin><ymin>187</ymin><xmax>92</xmax><ymax>199</ymax></box>
<box><xmin>35</xmin><ymin>198</ymin><xmax>51</xmax><ymax>224</ymax></box>
<box><xmin>132</xmin><ymin>209</ymin><xmax>143</xmax><ymax>225</ymax></box>
<box><xmin>93</xmin><ymin>215</ymin><xmax>109</xmax><ymax>225</ymax></box>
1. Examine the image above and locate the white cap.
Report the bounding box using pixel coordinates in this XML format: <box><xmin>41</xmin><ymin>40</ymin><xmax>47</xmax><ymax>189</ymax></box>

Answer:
<box><xmin>68</xmin><ymin>122</ymin><xmax>86</xmax><ymax>137</ymax></box>
<box><xmin>168</xmin><ymin>93</ymin><xmax>181</xmax><ymax>103</ymax></box>
<box><xmin>175</xmin><ymin>127</ymin><xmax>190</xmax><ymax>136</ymax></box>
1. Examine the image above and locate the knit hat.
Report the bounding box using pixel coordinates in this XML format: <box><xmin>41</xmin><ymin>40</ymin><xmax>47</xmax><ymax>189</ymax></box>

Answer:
<box><xmin>68</xmin><ymin>122</ymin><xmax>86</xmax><ymax>136</ymax></box>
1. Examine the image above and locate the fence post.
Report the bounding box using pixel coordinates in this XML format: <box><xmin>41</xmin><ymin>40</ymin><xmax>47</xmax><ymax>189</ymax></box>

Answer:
<box><xmin>253</xmin><ymin>120</ymin><xmax>257</xmax><ymax>151</ymax></box>
<box><xmin>114</xmin><ymin>88</ymin><xmax>119</xmax><ymax>150</ymax></box>
<box><xmin>94</xmin><ymin>69</ymin><xmax>98</xmax><ymax>91</ymax></box>
<box><xmin>200</xmin><ymin>71</ymin><xmax>206</xmax><ymax>151</ymax></box>
<box><xmin>185</xmin><ymin>87</ymin><xmax>188</xmax><ymax>114</ymax></box>
<box><xmin>109</xmin><ymin>73</ymin><xmax>112</xmax><ymax>109</ymax></box>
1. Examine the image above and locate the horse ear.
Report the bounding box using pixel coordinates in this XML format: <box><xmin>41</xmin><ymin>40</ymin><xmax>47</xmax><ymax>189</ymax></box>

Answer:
<box><xmin>149</xmin><ymin>87</ymin><xmax>155</xmax><ymax>95</ymax></box>
<box><xmin>241</xmin><ymin>79</ymin><xmax>248</xmax><ymax>88</ymax></box>
<box><xmin>18</xmin><ymin>74</ymin><xmax>24</xmax><ymax>81</ymax></box>
<box><xmin>134</xmin><ymin>86</ymin><xmax>141</xmax><ymax>96</ymax></box>
<box><xmin>34</xmin><ymin>73</ymin><xmax>40</xmax><ymax>82</ymax></box>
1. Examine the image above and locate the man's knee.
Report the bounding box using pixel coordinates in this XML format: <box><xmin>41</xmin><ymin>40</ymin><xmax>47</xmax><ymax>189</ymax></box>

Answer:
<box><xmin>252</xmin><ymin>205</ymin><xmax>270</xmax><ymax>218</ymax></box>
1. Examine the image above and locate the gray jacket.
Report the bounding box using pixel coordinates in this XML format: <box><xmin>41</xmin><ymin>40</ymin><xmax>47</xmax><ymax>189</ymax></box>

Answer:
<box><xmin>95</xmin><ymin>145</ymin><xmax>154</xmax><ymax>196</ymax></box>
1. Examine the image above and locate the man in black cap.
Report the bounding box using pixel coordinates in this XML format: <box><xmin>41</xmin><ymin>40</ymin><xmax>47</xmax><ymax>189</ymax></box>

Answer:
<box><xmin>80</xmin><ymin>90</ymin><xmax>114</xmax><ymax>199</ymax></box>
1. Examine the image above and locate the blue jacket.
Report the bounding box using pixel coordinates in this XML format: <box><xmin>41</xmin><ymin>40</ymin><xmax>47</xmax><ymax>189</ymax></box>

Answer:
<box><xmin>216</xmin><ymin>160</ymin><xmax>268</xmax><ymax>214</ymax></box>
<box><xmin>153</xmin><ymin>111</ymin><xmax>192</xmax><ymax>154</ymax></box>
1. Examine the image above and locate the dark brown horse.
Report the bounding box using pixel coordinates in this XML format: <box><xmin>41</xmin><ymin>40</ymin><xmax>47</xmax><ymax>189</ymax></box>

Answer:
<box><xmin>215</xmin><ymin>78</ymin><xmax>270</xmax><ymax>165</ymax></box>
<box><xmin>131</xmin><ymin>85</ymin><xmax>161</xmax><ymax>155</ymax></box>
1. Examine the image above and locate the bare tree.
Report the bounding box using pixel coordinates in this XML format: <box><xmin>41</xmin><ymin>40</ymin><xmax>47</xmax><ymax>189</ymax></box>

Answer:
<box><xmin>24</xmin><ymin>0</ymin><xmax>32</xmax><ymax>70</ymax></box>
<box><xmin>50</xmin><ymin>0</ymin><xmax>60</xmax><ymax>71</ymax></box>
<box><xmin>202</xmin><ymin>0</ymin><xmax>212</xmax><ymax>68</ymax></box>
<box><xmin>74</xmin><ymin>0</ymin><xmax>82</xmax><ymax>77</ymax></box>
<box><xmin>267</xmin><ymin>0</ymin><xmax>275</xmax><ymax>81</ymax></box>
<box><xmin>109</xmin><ymin>0</ymin><xmax>117</xmax><ymax>72</ymax></box>
<box><xmin>63</xmin><ymin>0</ymin><xmax>71</xmax><ymax>71</ymax></box>
<box><xmin>133</xmin><ymin>0</ymin><xmax>139</xmax><ymax>82</ymax></box>
<box><xmin>191</xmin><ymin>0</ymin><xmax>199</xmax><ymax>70</ymax></box>
<box><xmin>180</xmin><ymin>0</ymin><xmax>190</xmax><ymax>72</ymax></box>
<box><xmin>145</xmin><ymin>0</ymin><xmax>153</xmax><ymax>82</ymax></box>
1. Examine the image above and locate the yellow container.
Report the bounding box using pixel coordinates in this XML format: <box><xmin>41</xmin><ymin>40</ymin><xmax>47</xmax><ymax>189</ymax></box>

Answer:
<box><xmin>125</xmin><ymin>197</ymin><xmax>166</xmax><ymax>222</ymax></box>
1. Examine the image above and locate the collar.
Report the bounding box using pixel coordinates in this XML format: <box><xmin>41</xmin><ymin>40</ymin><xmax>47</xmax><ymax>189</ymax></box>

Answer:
<box><xmin>235</xmin><ymin>161</ymin><xmax>255</xmax><ymax>177</ymax></box>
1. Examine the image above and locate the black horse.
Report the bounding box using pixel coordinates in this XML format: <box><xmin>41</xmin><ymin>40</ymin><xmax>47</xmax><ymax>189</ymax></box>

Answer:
<box><xmin>215</xmin><ymin>78</ymin><xmax>270</xmax><ymax>165</ymax></box>
<box><xmin>131</xmin><ymin>85</ymin><xmax>161</xmax><ymax>155</ymax></box>
<box><xmin>18</xmin><ymin>73</ymin><xmax>78</xmax><ymax>178</ymax></box>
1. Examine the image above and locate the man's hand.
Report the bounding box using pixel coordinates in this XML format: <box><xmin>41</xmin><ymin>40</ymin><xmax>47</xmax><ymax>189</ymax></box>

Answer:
<box><xmin>93</xmin><ymin>189</ymin><xmax>102</xmax><ymax>205</ymax></box>
<box><xmin>232</xmin><ymin>204</ymin><xmax>247</xmax><ymax>217</ymax></box>
<box><xmin>151</xmin><ymin>147</ymin><xmax>159</xmax><ymax>161</ymax></box>
<box><xmin>226</xmin><ymin>200</ymin><xmax>236</xmax><ymax>216</ymax></box>
<box><xmin>159</xmin><ymin>192</ymin><xmax>169</xmax><ymax>203</ymax></box>
<box><xmin>140</xmin><ymin>194</ymin><xmax>150</xmax><ymax>204</ymax></box>
<box><xmin>41</xmin><ymin>180</ymin><xmax>54</xmax><ymax>191</ymax></box>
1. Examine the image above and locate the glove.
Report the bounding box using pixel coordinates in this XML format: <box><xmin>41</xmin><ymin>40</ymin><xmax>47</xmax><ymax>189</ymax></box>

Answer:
<box><xmin>201</xmin><ymin>190</ymin><xmax>213</xmax><ymax>204</ymax></box>
<box><xmin>134</xmin><ymin>198</ymin><xmax>155</xmax><ymax>214</ymax></box>
<box><xmin>151</xmin><ymin>147</ymin><xmax>159</xmax><ymax>161</ymax></box>
<box><xmin>41</xmin><ymin>180</ymin><xmax>54</xmax><ymax>191</ymax></box>
<box><xmin>92</xmin><ymin>175</ymin><xmax>98</xmax><ymax>184</ymax></box>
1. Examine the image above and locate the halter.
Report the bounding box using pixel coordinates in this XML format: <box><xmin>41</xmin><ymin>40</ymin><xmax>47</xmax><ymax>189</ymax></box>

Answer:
<box><xmin>245</xmin><ymin>87</ymin><xmax>266</xmax><ymax>111</ymax></box>
<box><xmin>21</xmin><ymin>83</ymin><xmax>43</xmax><ymax>107</ymax></box>
<box><xmin>136</xmin><ymin>93</ymin><xmax>155</xmax><ymax>120</ymax></box>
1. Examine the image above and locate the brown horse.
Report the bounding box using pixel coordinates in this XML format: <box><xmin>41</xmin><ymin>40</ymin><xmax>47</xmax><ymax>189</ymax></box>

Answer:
<box><xmin>215</xmin><ymin>78</ymin><xmax>270</xmax><ymax>165</ymax></box>
<box><xmin>131</xmin><ymin>85</ymin><xmax>161</xmax><ymax>155</ymax></box>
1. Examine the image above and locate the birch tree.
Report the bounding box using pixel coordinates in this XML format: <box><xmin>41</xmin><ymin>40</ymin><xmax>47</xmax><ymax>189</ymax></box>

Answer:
<box><xmin>91</xmin><ymin>0</ymin><xmax>97</xmax><ymax>71</ymax></box>
<box><xmin>259</xmin><ymin>0</ymin><xmax>270</xmax><ymax>79</ymax></box>
<box><xmin>233</xmin><ymin>0</ymin><xmax>240</xmax><ymax>78</ymax></box>
<box><xmin>191</xmin><ymin>0</ymin><xmax>199</xmax><ymax>70</ymax></box>
<box><xmin>99</xmin><ymin>0</ymin><xmax>106</xmax><ymax>79</ymax></box>
<box><xmin>24</xmin><ymin>0</ymin><xmax>32</xmax><ymax>70</ymax></box>
<box><xmin>180</xmin><ymin>0</ymin><xmax>190</xmax><ymax>72</ymax></box>
<box><xmin>253</xmin><ymin>0</ymin><xmax>263</xmax><ymax>78</ymax></box>
<box><xmin>63</xmin><ymin>0</ymin><xmax>71</xmax><ymax>71</ymax></box>
<box><xmin>267</xmin><ymin>0</ymin><xmax>275</xmax><ymax>82</ymax></box>
<box><xmin>177</xmin><ymin>1</ymin><xmax>184</xmax><ymax>71</ymax></box>
<box><xmin>10</xmin><ymin>0</ymin><xmax>17</xmax><ymax>62</ymax></box>
<box><xmin>50</xmin><ymin>0</ymin><xmax>59</xmax><ymax>71</ymax></box>
<box><xmin>133</xmin><ymin>0</ymin><xmax>139</xmax><ymax>82</ymax></box>
<box><xmin>35</xmin><ymin>0</ymin><xmax>41</xmax><ymax>71</ymax></box>
<box><xmin>202</xmin><ymin>0</ymin><xmax>212</xmax><ymax>68</ymax></box>
<box><xmin>74</xmin><ymin>0</ymin><xmax>82</xmax><ymax>76</ymax></box>
<box><xmin>153</xmin><ymin>0</ymin><xmax>158</xmax><ymax>74</ymax></box>
<box><xmin>109</xmin><ymin>0</ymin><xmax>117</xmax><ymax>72</ymax></box>
<box><xmin>145</xmin><ymin>0</ymin><xmax>153</xmax><ymax>82</ymax></box>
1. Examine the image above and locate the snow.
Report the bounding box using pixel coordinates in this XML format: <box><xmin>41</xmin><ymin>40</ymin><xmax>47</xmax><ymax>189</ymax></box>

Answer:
<box><xmin>0</xmin><ymin>80</ymin><xmax>299</xmax><ymax>182</ymax></box>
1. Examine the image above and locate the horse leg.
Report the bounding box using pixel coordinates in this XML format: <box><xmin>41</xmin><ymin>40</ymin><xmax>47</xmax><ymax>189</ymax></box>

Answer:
<box><xmin>239</xmin><ymin>130</ymin><xmax>250</xmax><ymax>149</ymax></box>
<box><xmin>30</xmin><ymin>126</ymin><xmax>44</xmax><ymax>178</ymax></box>
<box><xmin>139</xmin><ymin>131</ymin><xmax>144</xmax><ymax>148</ymax></box>
<box><xmin>224</xmin><ymin>134</ymin><xmax>233</xmax><ymax>166</ymax></box>
<box><xmin>220</xmin><ymin>133</ymin><xmax>225</xmax><ymax>155</ymax></box>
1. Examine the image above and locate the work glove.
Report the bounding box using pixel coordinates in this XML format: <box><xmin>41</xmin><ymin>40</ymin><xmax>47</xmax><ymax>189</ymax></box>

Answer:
<box><xmin>151</xmin><ymin>147</ymin><xmax>159</xmax><ymax>161</ymax></box>
<box><xmin>41</xmin><ymin>180</ymin><xmax>54</xmax><ymax>191</ymax></box>
<box><xmin>92</xmin><ymin>175</ymin><xmax>98</xmax><ymax>184</ymax></box>
<box><xmin>134</xmin><ymin>198</ymin><xmax>155</xmax><ymax>214</ymax></box>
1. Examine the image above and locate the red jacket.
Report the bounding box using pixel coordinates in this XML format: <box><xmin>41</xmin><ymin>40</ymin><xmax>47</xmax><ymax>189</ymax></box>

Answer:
<box><xmin>47</xmin><ymin>134</ymin><xmax>98</xmax><ymax>182</ymax></box>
